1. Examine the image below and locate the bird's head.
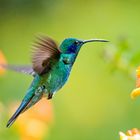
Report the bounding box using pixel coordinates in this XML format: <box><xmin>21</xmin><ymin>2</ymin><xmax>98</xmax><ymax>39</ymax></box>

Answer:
<box><xmin>60</xmin><ymin>38</ymin><xmax>109</xmax><ymax>54</ymax></box>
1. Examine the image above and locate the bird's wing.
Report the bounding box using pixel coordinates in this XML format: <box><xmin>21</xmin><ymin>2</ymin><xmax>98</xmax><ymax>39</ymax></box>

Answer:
<box><xmin>32</xmin><ymin>36</ymin><xmax>61</xmax><ymax>75</ymax></box>
<box><xmin>0</xmin><ymin>64</ymin><xmax>35</xmax><ymax>76</ymax></box>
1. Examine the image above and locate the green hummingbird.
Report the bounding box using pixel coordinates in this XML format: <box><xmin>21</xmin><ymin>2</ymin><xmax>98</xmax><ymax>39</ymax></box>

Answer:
<box><xmin>5</xmin><ymin>35</ymin><xmax>108</xmax><ymax>127</ymax></box>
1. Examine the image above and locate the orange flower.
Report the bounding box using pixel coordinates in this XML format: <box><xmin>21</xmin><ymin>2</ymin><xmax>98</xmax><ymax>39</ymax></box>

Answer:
<box><xmin>9</xmin><ymin>98</ymin><xmax>54</xmax><ymax>140</ymax></box>
<box><xmin>131</xmin><ymin>67</ymin><xmax>140</xmax><ymax>99</ymax></box>
<box><xmin>0</xmin><ymin>50</ymin><xmax>7</xmax><ymax>75</ymax></box>
<box><xmin>119</xmin><ymin>128</ymin><xmax>140</xmax><ymax>140</ymax></box>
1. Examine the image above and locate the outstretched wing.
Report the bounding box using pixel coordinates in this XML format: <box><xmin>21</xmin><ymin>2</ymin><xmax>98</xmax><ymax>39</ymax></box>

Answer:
<box><xmin>32</xmin><ymin>36</ymin><xmax>61</xmax><ymax>75</ymax></box>
<box><xmin>0</xmin><ymin>64</ymin><xmax>35</xmax><ymax>76</ymax></box>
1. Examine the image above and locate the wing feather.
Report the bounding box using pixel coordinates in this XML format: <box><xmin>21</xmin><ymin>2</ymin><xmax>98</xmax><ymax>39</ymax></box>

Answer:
<box><xmin>32</xmin><ymin>36</ymin><xmax>61</xmax><ymax>75</ymax></box>
<box><xmin>0</xmin><ymin>64</ymin><xmax>35</xmax><ymax>76</ymax></box>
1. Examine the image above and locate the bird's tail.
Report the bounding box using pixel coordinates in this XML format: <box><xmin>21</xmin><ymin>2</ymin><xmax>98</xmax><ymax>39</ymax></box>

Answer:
<box><xmin>6</xmin><ymin>87</ymin><xmax>35</xmax><ymax>128</ymax></box>
<box><xmin>6</xmin><ymin>74</ymin><xmax>44</xmax><ymax>128</ymax></box>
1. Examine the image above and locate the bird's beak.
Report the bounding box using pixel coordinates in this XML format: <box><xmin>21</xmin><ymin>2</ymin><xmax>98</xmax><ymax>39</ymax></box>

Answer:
<box><xmin>83</xmin><ymin>39</ymin><xmax>109</xmax><ymax>44</ymax></box>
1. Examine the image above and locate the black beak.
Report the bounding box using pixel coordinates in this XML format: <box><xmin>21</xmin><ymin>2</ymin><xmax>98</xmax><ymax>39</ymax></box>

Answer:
<box><xmin>83</xmin><ymin>39</ymin><xmax>109</xmax><ymax>44</ymax></box>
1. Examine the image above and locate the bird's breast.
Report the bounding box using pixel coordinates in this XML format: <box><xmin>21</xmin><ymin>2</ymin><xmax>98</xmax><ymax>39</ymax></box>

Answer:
<box><xmin>45</xmin><ymin>61</ymin><xmax>71</xmax><ymax>93</ymax></box>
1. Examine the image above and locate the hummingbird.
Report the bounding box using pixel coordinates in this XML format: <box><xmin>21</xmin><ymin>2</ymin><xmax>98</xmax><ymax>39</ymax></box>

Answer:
<box><xmin>5</xmin><ymin>35</ymin><xmax>108</xmax><ymax>127</ymax></box>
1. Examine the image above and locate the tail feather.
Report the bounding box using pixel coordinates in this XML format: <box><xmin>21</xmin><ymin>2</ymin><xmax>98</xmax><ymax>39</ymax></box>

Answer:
<box><xmin>6</xmin><ymin>94</ymin><xmax>34</xmax><ymax>128</ymax></box>
<box><xmin>6</xmin><ymin>88</ymin><xmax>44</xmax><ymax>127</ymax></box>
<box><xmin>6</xmin><ymin>75</ymin><xmax>43</xmax><ymax>128</ymax></box>
<box><xmin>22</xmin><ymin>93</ymin><xmax>44</xmax><ymax>113</ymax></box>
<box><xmin>6</xmin><ymin>87</ymin><xmax>35</xmax><ymax>128</ymax></box>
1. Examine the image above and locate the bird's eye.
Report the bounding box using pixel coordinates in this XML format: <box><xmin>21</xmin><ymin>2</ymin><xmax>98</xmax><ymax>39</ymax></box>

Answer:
<box><xmin>74</xmin><ymin>41</ymin><xmax>79</xmax><ymax>45</ymax></box>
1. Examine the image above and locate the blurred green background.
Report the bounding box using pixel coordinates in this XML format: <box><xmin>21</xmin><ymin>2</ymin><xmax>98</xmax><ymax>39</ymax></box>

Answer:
<box><xmin>0</xmin><ymin>0</ymin><xmax>140</xmax><ymax>140</ymax></box>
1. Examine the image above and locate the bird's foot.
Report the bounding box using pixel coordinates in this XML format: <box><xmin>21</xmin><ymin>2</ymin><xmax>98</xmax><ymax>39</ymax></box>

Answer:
<box><xmin>47</xmin><ymin>93</ymin><xmax>53</xmax><ymax>100</ymax></box>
